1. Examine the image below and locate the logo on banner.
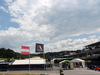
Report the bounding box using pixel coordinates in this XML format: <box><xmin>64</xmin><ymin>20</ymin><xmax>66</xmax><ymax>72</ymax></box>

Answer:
<box><xmin>21</xmin><ymin>46</ymin><xmax>30</xmax><ymax>55</ymax></box>
<box><xmin>35</xmin><ymin>43</ymin><xmax>44</xmax><ymax>53</ymax></box>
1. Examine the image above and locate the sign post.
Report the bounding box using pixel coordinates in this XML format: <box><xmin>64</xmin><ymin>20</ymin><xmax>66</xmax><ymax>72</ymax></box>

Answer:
<box><xmin>21</xmin><ymin>46</ymin><xmax>30</xmax><ymax>73</ymax></box>
<box><xmin>35</xmin><ymin>43</ymin><xmax>45</xmax><ymax>70</ymax></box>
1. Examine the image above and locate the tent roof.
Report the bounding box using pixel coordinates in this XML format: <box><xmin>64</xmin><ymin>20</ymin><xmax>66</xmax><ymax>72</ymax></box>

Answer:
<box><xmin>0</xmin><ymin>60</ymin><xmax>5</xmax><ymax>62</ymax></box>
<box><xmin>71</xmin><ymin>58</ymin><xmax>84</xmax><ymax>62</ymax></box>
<box><xmin>59</xmin><ymin>60</ymin><xmax>69</xmax><ymax>64</ymax></box>
<box><xmin>12</xmin><ymin>58</ymin><xmax>46</xmax><ymax>65</ymax></box>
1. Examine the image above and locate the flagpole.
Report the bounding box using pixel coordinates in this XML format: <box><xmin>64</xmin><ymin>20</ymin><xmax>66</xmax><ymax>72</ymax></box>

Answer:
<box><xmin>35</xmin><ymin>43</ymin><xmax>45</xmax><ymax>70</ymax></box>
<box><xmin>29</xmin><ymin>48</ymin><xmax>30</xmax><ymax>74</ymax></box>
<box><xmin>21</xmin><ymin>46</ymin><xmax>30</xmax><ymax>73</ymax></box>
<box><xmin>42</xmin><ymin>44</ymin><xmax>45</xmax><ymax>71</ymax></box>
<box><xmin>43</xmin><ymin>52</ymin><xmax>45</xmax><ymax>70</ymax></box>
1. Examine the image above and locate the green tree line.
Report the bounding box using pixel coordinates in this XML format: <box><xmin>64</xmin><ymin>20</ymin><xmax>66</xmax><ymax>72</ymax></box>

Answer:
<box><xmin>0</xmin><ymin>48</ymin><xmax>82</xmax><ymax>61</ymax></box>
<box><xmin>0</xmin><ymin>48</ymin><xmax>37</xmax><ymax>60</ymax></box>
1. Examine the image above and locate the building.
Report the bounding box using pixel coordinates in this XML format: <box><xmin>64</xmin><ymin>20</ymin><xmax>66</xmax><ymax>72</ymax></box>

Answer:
<box><xmin>65</xmin><ymin>41</ymin><xmax>100</xmax><ymax>66</ymax></box>
<box><xmin>0</xmin><ymin>60</ymin><xmax>8</xmax><ymax>71</ymax></box>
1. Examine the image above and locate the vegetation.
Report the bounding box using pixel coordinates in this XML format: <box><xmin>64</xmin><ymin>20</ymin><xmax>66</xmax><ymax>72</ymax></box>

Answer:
<box><xmin>0</xmin><ymin>48</ymin><xmax>82</xmax><ymax>62</ymax></box>
<box><xmin>0</xmin><ymin>48</ymin><xmax>38</xmax><ymax>61</ymax></box>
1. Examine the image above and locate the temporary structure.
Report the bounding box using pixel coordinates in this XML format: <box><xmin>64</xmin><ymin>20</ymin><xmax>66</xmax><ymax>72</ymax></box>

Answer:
<box><xmin>59</xmin><ymin>60</ymin><xmax>69</xmax><ymax>69</ymax></box>
<box><xmin>9</xmin><ymin>57</ymin><xmax>46</xmax><ymax>70</ymax></box>
<box><xmin>70</xmin><ymin>58</ymin><xmax>85</xmax><ymax>67</ymax></box>
<box><xmin>13</xmin><ymin>58</ymin><xmax>46</xmax><ymax>65</ymax></box>
<box><xmin>51</xmin><ymin>58</ymin><xmax>71</xmax><ymax>66</ymax></box>
<box><xmin>59</xmin><ymin>60</ymin><xmax>74</xmax><ymax>70</ymax></box>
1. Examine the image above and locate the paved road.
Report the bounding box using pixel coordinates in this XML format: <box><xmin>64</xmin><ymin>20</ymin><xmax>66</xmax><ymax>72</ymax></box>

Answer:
<box><xmin>0</xmin><ymin>67</ymin><xmax>100</xmax><ymax>75</ymax></box>
<box><xmin>63</xmin><ymin>68</ymin><xmax>100</xmax><ymax>75</ymax></box>
<box><xmin>0</xmin><ymin>70</ymin><xmax>59</xmax><ymax>75</ymax></box>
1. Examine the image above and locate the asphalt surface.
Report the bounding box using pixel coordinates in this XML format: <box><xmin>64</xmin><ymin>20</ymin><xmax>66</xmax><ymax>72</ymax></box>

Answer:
<box><xmin>0</xmin><ymin>67</ymin><xmax>100</xmax><ymax>75</ymax></box>
<box><xmin>63</xmin><ymin>68</ymin><xmax>100</xmax><ymax>75</ymax></box>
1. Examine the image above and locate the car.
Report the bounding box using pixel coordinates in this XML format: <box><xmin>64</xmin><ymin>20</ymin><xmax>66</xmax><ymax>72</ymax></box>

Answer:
<box><xmin>95</xmin><ymin>67</ymin><xmax>100</xmax><ymax>71</ymax></box>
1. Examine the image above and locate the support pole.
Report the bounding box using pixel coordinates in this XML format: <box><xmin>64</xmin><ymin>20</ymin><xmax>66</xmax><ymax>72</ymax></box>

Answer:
<box><xmin>29</xmin><ymin>48</ymin><xmax>30</xmax><ymax>74</ymax></box>
<box><xmin>43</xmin><ymin>53</ymin><xmax>46</xmax><ymax>70</ymax></box>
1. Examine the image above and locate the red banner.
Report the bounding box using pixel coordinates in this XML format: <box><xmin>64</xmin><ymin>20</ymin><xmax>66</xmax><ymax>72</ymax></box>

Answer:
<box><xmin>21</xmin><ymin>46</ymin><xmax>29</xmax><ymax>55</ymax></box>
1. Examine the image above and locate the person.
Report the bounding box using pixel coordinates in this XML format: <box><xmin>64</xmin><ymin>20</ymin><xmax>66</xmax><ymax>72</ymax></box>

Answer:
<box><xmin>59</xmin><ymin>70</ymin><xmax>64</xmax><ymax>75</ymax></box>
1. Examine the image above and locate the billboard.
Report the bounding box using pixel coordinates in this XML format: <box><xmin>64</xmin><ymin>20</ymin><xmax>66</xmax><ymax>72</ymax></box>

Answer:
<box><xmin>35</xmin><ymin>43</ymin><xmax>44</xmax><ymax>53</ymax></box>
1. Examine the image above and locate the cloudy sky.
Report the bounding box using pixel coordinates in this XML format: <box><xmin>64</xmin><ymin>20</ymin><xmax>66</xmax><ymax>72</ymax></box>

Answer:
<box><xmin>0</xmin><ymin>0</ymin><xmax>100</xmax><ymax>53</ymax></box>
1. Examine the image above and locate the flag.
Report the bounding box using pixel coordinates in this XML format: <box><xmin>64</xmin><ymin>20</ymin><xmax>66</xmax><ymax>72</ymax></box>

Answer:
<box><xmin>21</xmin><ymin>46</ymin><xmax>30</xmax><ymax>55</ymax></box>
<box><xmin>35</xmin><ymin>43</ymin><xmax>44</xmax><ymax>53</ymax></box>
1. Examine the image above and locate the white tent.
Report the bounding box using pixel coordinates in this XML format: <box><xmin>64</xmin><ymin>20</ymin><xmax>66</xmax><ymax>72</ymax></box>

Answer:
<box><xmin>59</xmin><ymin>60</ymin><xmax>69</xmax><ymax>69</ymax></box>
<box><xmin>0</xmin><ymin>60</ymin><xmax>5</xmax><ymax>63</ymax></box>
<box><xmin>70</xmin><ymin>58</ymin><xmax>85</xmax><ymax>67</ymax></box>
<box><xmin>13</xmin><ymin>58</ymin><xmax>46</xmax><ymax>65</ymax></box>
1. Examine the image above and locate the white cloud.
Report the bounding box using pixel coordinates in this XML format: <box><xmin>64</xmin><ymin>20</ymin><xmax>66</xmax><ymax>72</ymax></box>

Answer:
<box><xmin>7</xmin><ymin>0</ymin><xmax>100</xmax><ymax>39</ymax></box>
<box><xmin>0</xmin><ymin>6</ymin><xmax>8</xmax><ymax>13</ymax></box>
<box><xmin>44</xmin><ymin>35</ymin><xmax>99</xmax><ymax>52</ymax></box>
<box><xmin>0</xmin><ymin>0</ymin><xmax>100</xmax><ymax>52</ymax></box>
<box><xmin>4</xmin><ymin>0</ymin><xmax>13</xmax><ymax>2</ymax></box>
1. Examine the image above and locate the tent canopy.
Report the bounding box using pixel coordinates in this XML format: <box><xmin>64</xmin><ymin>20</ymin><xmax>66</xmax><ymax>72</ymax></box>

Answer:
<box><xmin>59</xmin><ymin>60</ymin><xmax>69</xmax><ymax>64</ymax></box>
<box><xmin>71</xmin><ymin>58</ymin><xmax>84</xmax><ymax>62</ymax></box>
<box><xmin>12</xmin><ymin>58</ymin><xmax>46</xmax><ymax>65</ymax></box>
<box><xmin>70</xmin><ymin>58</ymin><xmax>85</xmax><ymax>67</ymax></box>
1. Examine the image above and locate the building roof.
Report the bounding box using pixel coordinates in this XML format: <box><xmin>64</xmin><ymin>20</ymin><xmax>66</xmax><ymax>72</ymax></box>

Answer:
<box><xmin>85</xmin><ymin>41</ymin><xmax>100</xmax><ymax>47</ymax></box>
<box><xmin>0</xmin><ymin>60</ymin><xmax>5</xmax><ymax>62</ymax></box>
